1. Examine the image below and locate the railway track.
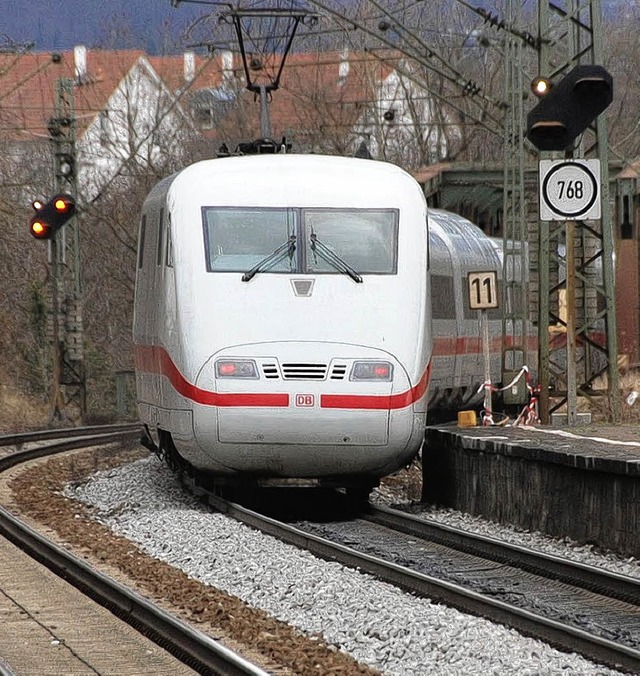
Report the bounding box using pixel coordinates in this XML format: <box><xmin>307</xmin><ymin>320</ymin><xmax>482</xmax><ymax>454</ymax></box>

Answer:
<box><xmin>180</xmin><ymin>473</ymin><xmax>640</xmax><ymax>674</ymax></box>
<box><xmin>6</xmin><ymin>426</ymin><xmax>639</xmax><ymax>673</ymax></box>
<box><xmin>365</xmin><ymin>504</ymin><xmax>640</xmax><ymax>606</ymax></box>
<box><xmin>0</xmin><ymin>426</ymin><xmax>270</xmax><ymax>676</ymax></box>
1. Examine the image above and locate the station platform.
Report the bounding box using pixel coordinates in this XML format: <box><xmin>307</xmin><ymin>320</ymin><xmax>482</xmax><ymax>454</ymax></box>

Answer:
<box><xmin>422</xmin><ymin>422</ymin><xmax>640</xmax><ymax>557</ymax></box>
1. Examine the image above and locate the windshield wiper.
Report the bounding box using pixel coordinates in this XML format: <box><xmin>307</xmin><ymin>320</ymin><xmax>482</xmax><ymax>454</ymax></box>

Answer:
<box><xmin>310</xmin><ymin>233</ymin><xmax>363</xmax><ymax>283</ymax></box>
<box><xmin>242</xmin><ymin>235</ymin><xmax>296</xmax><ymax>282</ymax></box>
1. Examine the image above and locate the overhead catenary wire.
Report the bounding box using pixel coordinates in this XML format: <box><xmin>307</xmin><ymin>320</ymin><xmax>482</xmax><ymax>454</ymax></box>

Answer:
<box><xmin>304</xmin><ymin>0</ymin><xmax>510</xmax><ymax>115</ymax></box>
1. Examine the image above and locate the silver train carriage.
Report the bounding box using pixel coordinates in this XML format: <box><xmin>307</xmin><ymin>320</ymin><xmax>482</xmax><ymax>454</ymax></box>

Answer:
<box><xmin>133</xmin><ymin>154</ymin><xmax>505</xmax><ymax>493</ymax></box>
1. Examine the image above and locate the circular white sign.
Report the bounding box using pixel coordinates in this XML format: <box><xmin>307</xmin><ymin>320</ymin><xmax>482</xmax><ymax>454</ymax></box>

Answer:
<box><xmin>539</xmin><ymin>160</ymin><xmax>600</xmax><ymax>220</ymax></box>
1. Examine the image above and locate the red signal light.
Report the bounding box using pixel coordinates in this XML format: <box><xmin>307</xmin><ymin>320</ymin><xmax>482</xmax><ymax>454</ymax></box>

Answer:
<box><xmin>28</xmin><ymin>193</ymin><xmax>76</xmax><ymax>239</ymax></box>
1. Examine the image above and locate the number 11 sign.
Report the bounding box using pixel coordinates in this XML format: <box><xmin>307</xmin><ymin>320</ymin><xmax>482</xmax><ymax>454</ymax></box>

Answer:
<box><xmin>468</xmin><ymin>271</ymin><xmax>498</xmax><ymax>310</ymax></box>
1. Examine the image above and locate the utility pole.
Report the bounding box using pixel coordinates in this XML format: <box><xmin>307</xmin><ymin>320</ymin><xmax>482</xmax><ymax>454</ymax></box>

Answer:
<box><xmin>501</xmin><ymin>1</ymin><xmax>532</xmax><ymax>385</ymax></box>
<box><xmin>47</xmin><ymin>77</ymin><xmax>86</xmax><ymax>422</ymax></box>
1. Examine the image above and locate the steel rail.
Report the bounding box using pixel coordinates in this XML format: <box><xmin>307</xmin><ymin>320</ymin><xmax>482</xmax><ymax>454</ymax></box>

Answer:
<box><xmin>366</xmin><ymin>503</ymin><xmax>640</xmax><ymax>606</ymax></box>
<box><xmin>0</xmin><ymin>430</ymin><xmax>140</xmax><ymax>470</ymax></box>
<box><xmin>0</xmin><ymin>436</ymin><xmax>269</xmax><ymax>676</ymax></box>
<box><xmin>195</xmin><ymin>483</ymin><xmax>640</xmax><ymax>674</ymax></box>
<box><xmin>0</xmin><ymin>422</ymin><xmax>140</xmax><ymax>448</ymax></box>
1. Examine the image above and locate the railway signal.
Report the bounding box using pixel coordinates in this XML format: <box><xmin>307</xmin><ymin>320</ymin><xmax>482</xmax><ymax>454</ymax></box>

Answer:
<box><xmin>526</xmin><ymin>65</ymin><xmax>613</xmax><ymax>152</ymax></box>
<box><xmin>29</xmin><ymin>193</ymin><xmax>76</xmax><ymax>239</ymax></box>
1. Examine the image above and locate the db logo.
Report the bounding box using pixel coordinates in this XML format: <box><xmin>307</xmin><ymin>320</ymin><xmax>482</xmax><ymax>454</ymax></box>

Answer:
<box><xmin>295</xmin><ymin>393</ymin><xmax>315</xmax><ymax>407</ymax></box>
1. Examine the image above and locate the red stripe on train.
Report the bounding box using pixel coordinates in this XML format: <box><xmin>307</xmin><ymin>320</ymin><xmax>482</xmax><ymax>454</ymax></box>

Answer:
<box><xmin>134</xmin><ymin>345</ymin><xmax>289</xmax><ymax>407</ymax></box>
<box><xmin>320</xmin><ymin>363</ymin><xmax>431</xmax><ymax>410</ymax></box>
<box><xmin>432</xmin><ymin>335</ymin><xmax>539</xmax><ymax>355</ymax></box>
<box><xmin>134</xmin><ymin>344</ymin><xmax>430</xmax><ymax>411</ymax></box>
<box><xmin>431</xmin><ymin>333</ymin><xmax>606</xmax><ymax>354</ymax></box>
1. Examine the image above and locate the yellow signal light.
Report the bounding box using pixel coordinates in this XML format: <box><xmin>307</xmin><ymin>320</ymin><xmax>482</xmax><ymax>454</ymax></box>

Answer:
<box><xmin>28</xmin><ymin>193</ymin><xmax>75</xmax><ymax>240</ymax></box>
<box><xmin>30</xmin><ymin>220</ymin><xmax>48</xmax><ymax>238</ymax></box>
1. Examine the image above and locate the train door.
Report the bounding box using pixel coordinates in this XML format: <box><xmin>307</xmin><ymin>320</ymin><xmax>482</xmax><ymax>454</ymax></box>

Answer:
<box><xmin>152</xmin><ymin>206</ymin><xmax>167</xmax><ymax>408</ymax></box>
<box><xmin>133</xmin><ymin>212</ymin><xmax>151</xmax><ymax>415</ymax></box>
<box><xmin>162</xmin><ymin>210</ymin><xmax>178</xmax><ymax>351</ymax></box>
<box><xmin>428</xmin><ymin>228</ymin><xmax>462</xmax><ymax>391</ymax></box>
<box><xmin>133</xmin><ymin>213</ymin><xmax>149</xmax><ymax>344</ymax></box>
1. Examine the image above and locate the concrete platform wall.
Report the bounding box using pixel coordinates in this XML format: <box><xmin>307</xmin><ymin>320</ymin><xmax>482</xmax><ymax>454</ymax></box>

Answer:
<box><xmin>422</xmin><ymin>428</ymin><xmax>640</xmax><ymax>557</ymax></box>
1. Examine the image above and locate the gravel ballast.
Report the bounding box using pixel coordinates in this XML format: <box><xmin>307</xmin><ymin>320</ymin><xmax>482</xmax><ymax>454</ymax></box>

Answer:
<box><xmin>64</xmin><ymin>455</ymin><xmax>625</xmax><ymax>675</ymax></box>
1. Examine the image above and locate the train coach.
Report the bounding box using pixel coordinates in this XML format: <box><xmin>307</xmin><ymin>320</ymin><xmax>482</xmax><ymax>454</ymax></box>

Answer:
<box><xmin>133</xmin><ymin>154</ymin><xmax>506</xmax><ymax>496</ymax></box>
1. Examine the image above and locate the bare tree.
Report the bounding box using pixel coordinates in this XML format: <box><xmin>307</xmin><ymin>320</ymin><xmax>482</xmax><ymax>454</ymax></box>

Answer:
<box><xmin>0</xmin><ymin>45</ymin><xmax>210</xmax><ymax>417</ymax></box>
<box><xmin>604</xmin><ymin>3</ymin><xmax>640</xmax><ymax>162</ymax></box>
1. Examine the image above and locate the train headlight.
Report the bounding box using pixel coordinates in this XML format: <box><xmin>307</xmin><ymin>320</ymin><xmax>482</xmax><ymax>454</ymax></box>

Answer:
<box><xmin>215</xmin><ymin>359</ymin><xmax>258</xmax><ymax>379</ymax></box>
<box><xmin>350</xmin><ymin>361</ymin><xmax>393</xmax><ymax>381</ymax></box>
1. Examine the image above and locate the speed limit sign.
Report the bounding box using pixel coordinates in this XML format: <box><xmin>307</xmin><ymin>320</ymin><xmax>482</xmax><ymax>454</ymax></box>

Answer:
<box><xmin>539</xmin><ymin>159</ymin><xmax>601</xmax><ymax>221</ymax></box>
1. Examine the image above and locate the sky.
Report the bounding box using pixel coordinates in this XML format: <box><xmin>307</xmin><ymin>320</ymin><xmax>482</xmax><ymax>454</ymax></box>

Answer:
<box><xmin>3</xmin><ymin>0</ymin><xmax>205</xmax><ymax>54</ymax></box>
<box><xmin>3</xmin><ymin>1</ymin><xmax>628</xmax><ymax>56</ymax></box>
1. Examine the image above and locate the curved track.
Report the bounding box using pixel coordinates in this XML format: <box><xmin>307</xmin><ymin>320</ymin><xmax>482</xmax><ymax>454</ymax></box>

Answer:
<box><xmin>180</xmin><ymin>471</ymin><xmax>640</xmax><ymax>674</ymax></box>
<box><xmin>0</xmin><ymin>426</ymin><xmax>269</xmax><ymax>676</ymax></box>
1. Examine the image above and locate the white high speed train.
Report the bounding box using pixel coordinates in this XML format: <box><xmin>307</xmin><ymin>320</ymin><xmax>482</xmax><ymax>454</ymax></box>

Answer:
<box><xmin>133</xmin><ymin>154</ymin><xmax>506</xmax><ymax>496</ymax></box>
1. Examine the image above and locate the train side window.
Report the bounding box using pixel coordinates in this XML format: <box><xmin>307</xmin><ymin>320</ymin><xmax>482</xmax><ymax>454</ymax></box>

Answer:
<box><xmin>156</xmin><ymin>208</ymin><xmax>164</xmax><ymax>266</ymax></box>
<box><xmin>137</xmin><ymin>215</ymin><xmax>146</xmax><ymax>269</ymax></box>
<box><xmin>165</xmin><ymin>213</ymin><xmax>173</xmax><ymax>267</ymax></box>
<box><xmin>431</xmin><ymin>275</ymin><xmax>455</xmax><ymax>319</ymax></box>
<box><xmin>426</xmin><ymin>219</ymin><xmax>430</xmax><ymax>271</ymax></box>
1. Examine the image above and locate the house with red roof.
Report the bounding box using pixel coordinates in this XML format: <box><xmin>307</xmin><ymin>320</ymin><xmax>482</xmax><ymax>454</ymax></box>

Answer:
<box><xmin>0</xmin><ymin>45</ymin><xmax>450</xmax><ymax>206</ymax></box>
<box><xmin>0</xmin><ymin>46</ymin><xmax>200</xmax><ymax>203</ymax></box>
<box><xmin>158</xmin><ymin>47</ymin><xmax>451</xmax><ymax>166</ymax></box>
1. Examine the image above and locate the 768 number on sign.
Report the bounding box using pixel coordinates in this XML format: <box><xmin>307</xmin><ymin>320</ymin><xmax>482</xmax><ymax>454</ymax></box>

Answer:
<box><xmin>539</xmin><ymin>159</ymin><xmax>600</xmax><ymax>221</ymax></box>
<box><xmin>557</xmin><ymin>180</ymin><xmax>584</xmax><ymax>200</ymax></box>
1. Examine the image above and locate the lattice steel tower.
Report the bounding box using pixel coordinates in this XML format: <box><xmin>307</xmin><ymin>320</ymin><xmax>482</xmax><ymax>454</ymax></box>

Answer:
<box><xmin>48</xmin><ymin>77</ymin><xmax>86</xmax><ymax>421</ymax></box>
<box><xmin>501</xmin><ymin>1</ymin><xmax>531</xmax><ymax>382</ymax></box>
<box><xmin>503</xmin><ymin>0</ymin><xmax>618</xmax><ymax>423</ymax></box>
<box><xmin>533</xmin><ymin>0</ymin><xmax>618</xmax><ymax>423</ymax></box>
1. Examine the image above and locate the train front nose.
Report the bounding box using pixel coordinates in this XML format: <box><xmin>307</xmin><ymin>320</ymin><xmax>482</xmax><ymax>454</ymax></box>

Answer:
<box><xmin>191</xmin><ymin>342</ymin><xmax>423</xmax><ymax>476</ymax></box>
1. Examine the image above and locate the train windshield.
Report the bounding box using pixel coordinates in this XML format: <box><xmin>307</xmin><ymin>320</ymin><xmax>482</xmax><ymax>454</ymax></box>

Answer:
<box><xmin>203</xmin><ymin>208</ymin><xmax>296</xmax><ymax>272</ymax></box>
<box><xmin>202</xmin><ymin>207</ymin><xmax>397</xmax><ymax>275</ymax></box>
<box><xmin>304</xmin><ymin>209</ymin><xmax>397</xmax><ymax>274</ymax></box>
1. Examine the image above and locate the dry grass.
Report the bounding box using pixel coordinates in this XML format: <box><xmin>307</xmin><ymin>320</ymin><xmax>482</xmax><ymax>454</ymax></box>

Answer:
<box><xmin>377</xmin><ymin>458</ymin><xmax>423</xmax><ymax>503</ymax></box>
<box><xmin>571</xmin><ymin>369</ymin><xmax>640</xmax><ymax>424</ymax></box>
<box><xmin>0</xmin><ymin>379</ymin><xmax>49</xmax><ymax>432</ymax></box>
